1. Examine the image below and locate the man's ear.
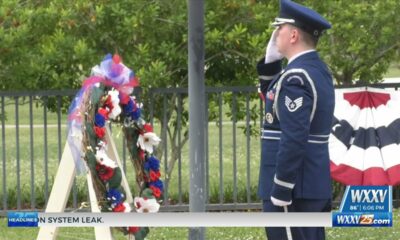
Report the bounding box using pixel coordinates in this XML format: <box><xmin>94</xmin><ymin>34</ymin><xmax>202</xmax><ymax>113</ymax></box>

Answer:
<box><xmin>289</xmin><ymin>28</ymin><xmax>299</xmax><ymax>44</ymax></box>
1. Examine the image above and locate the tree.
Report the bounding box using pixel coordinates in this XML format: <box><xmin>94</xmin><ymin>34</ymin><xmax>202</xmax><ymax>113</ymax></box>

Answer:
<box><xmin>1</xmin><ymin>0</ymin><xmax>400</xmax><ymax>194</ymax></box>
<box><xmin>2</xmin><ymin>0</ymin><xmax>400</xmax><ymax>88</ymax></box>
<box><xmin>306</xmin><ymin>0</ymin><xmax>400</xmax><ymax>85</ymax></box>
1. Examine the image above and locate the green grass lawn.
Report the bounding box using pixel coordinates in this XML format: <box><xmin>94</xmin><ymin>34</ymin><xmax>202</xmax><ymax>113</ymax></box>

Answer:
<box><xmin>0</xmin><ymin>123</ymin><xmax>261</xmax><ymax>209</ymax></box>
<box><xmin>385</xmin><ymin>63</ymin><xmax>400</xmax><ymax>78</ymax></box>
<box><xmin>1</xmin><ymin>208</ymin><xmax>399</xmax><ymax>240</ymax></box>
<box><xmin>0</xmin><ymin>94</ymin><xmax>262</xmax><ymax>209</ymax></box>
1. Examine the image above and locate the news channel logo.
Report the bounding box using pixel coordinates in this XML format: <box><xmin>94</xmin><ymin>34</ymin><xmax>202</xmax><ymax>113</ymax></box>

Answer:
<box><xmin>332</xmin><ymin>186</ymin><xmax>392</xmax><ymax>227</ymax></box>
<box><xmin>7</xmin><ymin>212</ymin><xmax>38</xmax><ymax>227</ymax></box>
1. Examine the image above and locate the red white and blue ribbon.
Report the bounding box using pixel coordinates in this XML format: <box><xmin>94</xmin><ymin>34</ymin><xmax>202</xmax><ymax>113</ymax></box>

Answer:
<box><xmin>67</xmin><ymin>54</ymin><xmax>139</xmax><ymax>174</ymax></box>
<box><xmin>329</xmin><ymin>87</ymin><xmax>400</xmax><ymax>186</ymax></box>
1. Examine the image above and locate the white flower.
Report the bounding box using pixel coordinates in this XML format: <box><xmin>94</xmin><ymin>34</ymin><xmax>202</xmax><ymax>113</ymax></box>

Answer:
<box><xmin>137</xmin><ymin>132</ymin><xmax>161</xmax><ymax>154</ymax></box>
<box><xmin>106</xmin><ymin>90</ymin><xmax>121</xmax><ymax>119</ymax></box>
<box><xmin>123</xmin><ymin>202</ymin><xmax>132</xmax><ymax>213</ymax></box>
<box><xmin>95</xmin><ymin>149</ymin><xmax>117</xmax><ymax>168</ymax></box>
<box><xmin>108</xmin><ymin>90</ymin><xmax>120</xmax><ymax>104</ymax></box>
<box><xmin>134</xmin><ymin>197</ymin><xmax>160</xmax><ymax>213</ymax></box>
<box><xmin>108</xmin><ymin>105</ymin><xmax>121</xmax><ymax>120</ymax></box>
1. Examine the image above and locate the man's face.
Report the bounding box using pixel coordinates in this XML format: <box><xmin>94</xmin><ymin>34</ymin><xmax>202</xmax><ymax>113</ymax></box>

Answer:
<box><xmin>275</xmin><ymin>24</ymin><xmax>291</xmax><ymax>55</ymax></box>
<box><xmin>276</xmin><ymin>23</ymin><xmax>299</xmax><ymax>57</ymax></box>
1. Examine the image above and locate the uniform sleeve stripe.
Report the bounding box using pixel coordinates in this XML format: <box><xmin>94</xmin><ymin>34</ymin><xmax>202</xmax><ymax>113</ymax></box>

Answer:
<box><xmin>274</xmin><ymin>175</ymin><xmax>295</xmax><ymax>189</ymax></box>
<box><xmin>259</xmin><ymin>75</ymin><xmax>276</xmax><ymax>81</ymax></box>
<box><xmin>308</xmin><ymin>140</ymin><xmax>329</xmax><ymax>143</ymax></box>
<box><xmin>261</xmin><ymin>136</ymin><xmax>281</xmax><ymax>140</ymax></box>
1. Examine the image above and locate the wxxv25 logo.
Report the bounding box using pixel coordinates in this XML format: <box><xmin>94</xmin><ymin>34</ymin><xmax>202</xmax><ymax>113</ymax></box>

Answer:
<box><xmin>332</xmin><ymin>186</ymin><xmax>392</xmax><ymax>227</ymax></box>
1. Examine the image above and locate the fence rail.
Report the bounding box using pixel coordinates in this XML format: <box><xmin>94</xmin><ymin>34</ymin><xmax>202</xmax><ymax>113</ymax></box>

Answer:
<box><xmin>147</xmin><ymin>86</ymin><xmax>263</xmax><ymax>210</ymax></box>
<box><xmin>1</xmin><ymin>83</ymin><xmax>400</xmax><ymax>215</ymax></box>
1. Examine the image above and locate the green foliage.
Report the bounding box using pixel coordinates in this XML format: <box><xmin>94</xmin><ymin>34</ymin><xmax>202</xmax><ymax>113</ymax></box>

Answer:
<box><xmin>85</xmin><ymin>122</ymin><xmax>97</xmax><ymax>150</ymax></box>
<box><xmin>86</xmin><ymin>151</ymin><xmax>97</xmax><ymax>171</ymax></box>
<box><xmin>108</xmin><ymin>167</ymin><xmax>122</xmax><ymax>189</ymax></box>
<box><xmin>90</xmin><ymin>86</ymin><xmax>104</xmax><ymax>106</ymax></box>
<box><xmin>306</xmin><ymin>0</ymin><xmax>400</xmax><ymax>84</ymax></box>
<box><xmin>1</xmin><ymin>0</ymin><xmax>399</xmax><ymax>89</ymax></box>
<box><xmin>134</xmin><ymin>226</ymin><xmax>150</xmax><ymax>240</ymax></box>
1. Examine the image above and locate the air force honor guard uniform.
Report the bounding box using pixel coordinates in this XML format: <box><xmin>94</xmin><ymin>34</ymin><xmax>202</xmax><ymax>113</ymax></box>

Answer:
<box><xmin>257</xmin><ymin>1</ymin><xmax>334</xmax><ymax>240</ymax></box>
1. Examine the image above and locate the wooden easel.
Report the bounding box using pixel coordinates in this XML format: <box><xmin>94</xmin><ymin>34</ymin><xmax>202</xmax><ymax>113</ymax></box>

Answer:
<box><xmin>37</xmin><ymin>125</ymin><xmax>134</xmax><ymax>240</ymax></box>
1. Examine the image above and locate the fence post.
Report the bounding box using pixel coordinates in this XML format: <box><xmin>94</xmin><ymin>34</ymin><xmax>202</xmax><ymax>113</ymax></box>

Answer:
<box><xmin>188</xmin><ymin>0</ymin><xmax>206</xmax><ymax>239</ymax></box>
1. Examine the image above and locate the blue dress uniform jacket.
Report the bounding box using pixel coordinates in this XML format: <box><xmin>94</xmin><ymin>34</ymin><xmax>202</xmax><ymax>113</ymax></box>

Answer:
<box><xmin>257</xmin><ymin>51</ymin><xmax>334</xmax><ymax>203</ymax></box>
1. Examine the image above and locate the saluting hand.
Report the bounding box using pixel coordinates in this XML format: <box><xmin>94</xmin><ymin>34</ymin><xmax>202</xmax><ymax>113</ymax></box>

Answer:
<box><xmin>264</xmin><ymin>29</ymin><xmax>283</xmax><ymax>64</ymax></box>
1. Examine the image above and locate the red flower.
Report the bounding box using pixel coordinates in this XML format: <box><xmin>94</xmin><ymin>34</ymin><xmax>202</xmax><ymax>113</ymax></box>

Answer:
<box><xmin>127</xmin><ymin>226</ymin><xmax>140</xmax><ymax>234</ymax></box>
<box><xmin>150</xmin><ymin>186</ymin><xmax>161</xmax><ymax>198</ymax></box>
<box><xmin>113</xmin><ymin>202</ymin><xmax>126</xmax><ymax>212</ymax></box>
<box><xmin>95</xmin><ymin>163</ymin><xmax>114</xmax><ymax>181</ymax></box>
<box><xmin>94</xmin><ymin>126</ymin><xmax>106</xmax><ymax>139</ymax></box>
<box><xmin>119</xmin><ymin>93</ymin><xmax>130</xmax><ymax>105</ymax></box>
<box><xmin>138</xmin><ymin>149</ymin><xmax>145</xmax><ymax>161</ymax></box>
<box><xmin>143</xmin><ymin>123</ymin><xmax>153</xmax><ymax>133</ymax></box>
<box><xmin>113</xmin><ymin>54</ymin><xmax>121</xmax><ymax>64</ymax></box>
<box><xmin>98</xmin><ymin>108</ymin><xmax>109</xmax><ymax>120</ymax></box>
<box><xmin>103</xmin><ymin>95</ymin><xmax>114</xmax><ymax>111</ymax></box>
<box><xmin>149</xmin><ymin>170</ymin><xmax>161</xmax><ymax>182</ymax></box>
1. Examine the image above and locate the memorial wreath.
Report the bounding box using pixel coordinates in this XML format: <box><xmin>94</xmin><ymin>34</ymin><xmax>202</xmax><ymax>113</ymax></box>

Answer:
<box><xmin>67</xmin><ymin>54</ymin><xmax>163</xmax><ymax>239</ymax></box>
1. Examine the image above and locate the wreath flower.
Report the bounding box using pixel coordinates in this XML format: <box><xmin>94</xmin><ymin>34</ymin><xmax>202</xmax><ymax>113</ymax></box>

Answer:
<box><xmin>95</xmin><ymin>163</ymin><xmax>115</xmax><ymax>181</ymax></box>
<box><xmin>144</xmin><ymin>156</ymin><xmax>160</xmax><ymax>171</ymax></box>
<box><xmin>93</xmin><ymin>126</ymin><xmax>106</xmax><ymax>139</ymax></box>
<box><xmin>106</xmin><ymin>188</ymin><xmax>125</xmax><ymax>208</ymax></box>
<box><xmin>95</xmin><ymin>149</ymin><xmax>118</xmax><ymax>169</ymax></box>
<box><xmin>134</xmin><ymin>197</ymin><xmax>160</xmax><ymax>213</ymax></box>
<box><xmin>67</xmin><ymin>54</ymin><xmax>163</xmax><ymax>240</ymax></box>
<box><xmin>137</xmin><ymin>132</ymin><xmax>161</xmax><ymax>154</ymax></box>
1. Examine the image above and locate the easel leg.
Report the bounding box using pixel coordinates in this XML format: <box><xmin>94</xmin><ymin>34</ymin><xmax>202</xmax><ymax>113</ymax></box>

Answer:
<box><xmin>86</xmin><ymin>164</ymin><xmax>113</xmax><ymax>240</ymax></box>
<box><xmin>105</xmin><ymin>125</ymin><xmax>134</xmax><ymax>204</ymax></box>
<box><xmin>36</xmin><ymin>143</ymin><xmax>77</xmax><ymax>240</ymax></box>
<box><xmin>37</xmin><ymin>129</ymin><xmax>134</xmax><ymax>240</ymax></box>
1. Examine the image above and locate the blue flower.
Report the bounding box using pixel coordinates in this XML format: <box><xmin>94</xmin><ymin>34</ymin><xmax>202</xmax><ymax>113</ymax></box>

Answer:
<box><xmin>95</xmin><ymin>114</ymin><xmax>106</xmax><ymax>127</ymax></box>
<box><xmin>123</xmin><ymin>99</ymin><xmax>134</xmax><ymax>115</ymax></box>
<box><xmin>149</xmin><ymin>179</ymin><xmax>164</xmax><ymax>192</ymax></box>
<box><xmin>130</xmin><ymin>108</ymin><xmax>141</xmax><ymax>120</ymax></box>
<box><xmin>106</xmin><ymin>188</ymin><xmax>124</xmax><ymax>205</ymax></box>
<box><xmin>144</xmin><ymin>156</ymin><xmax>160</xmax><ymax>171</ymax></box>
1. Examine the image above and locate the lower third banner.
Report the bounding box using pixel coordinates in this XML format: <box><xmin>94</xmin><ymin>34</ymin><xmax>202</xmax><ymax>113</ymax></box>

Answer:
<box><xmin>332</xmin><ymin>185</ymin><xmax>392</xmax><ymax>227</ymax></box>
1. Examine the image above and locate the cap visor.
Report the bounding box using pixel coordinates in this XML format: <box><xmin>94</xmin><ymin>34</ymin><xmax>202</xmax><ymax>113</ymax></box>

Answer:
<box><xmin>271</xmin><ymin>18</ymin><xmax>295</xmax><ymax>27</ymax></box>
<box><xmin>271</xmin><ymin>21</ymin><xmax>286</xmax><ymax>27</ymax></box>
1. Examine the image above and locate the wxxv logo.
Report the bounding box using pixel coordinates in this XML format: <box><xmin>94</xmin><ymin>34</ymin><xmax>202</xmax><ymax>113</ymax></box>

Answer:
<box><xmin>332</xmin><ymin>186</ymin><xmax>392</xmax><ymax>227</ymax></box>
<box><xmin>333</xmin><ymin>212</ymin><xmax>391</xmax><ymax>227</ymax></box>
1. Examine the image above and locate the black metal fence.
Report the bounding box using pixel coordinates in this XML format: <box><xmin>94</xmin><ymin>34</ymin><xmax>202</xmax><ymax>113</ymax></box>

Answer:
<box><xmin>1</xmin><ymin>83</ymin><xmax>400</xmax><ymax>215</ymax></box>
<box><xmin>147</xmin><ymin>86</ymin><xmax>264</xmax><ymax>211</ymax></box>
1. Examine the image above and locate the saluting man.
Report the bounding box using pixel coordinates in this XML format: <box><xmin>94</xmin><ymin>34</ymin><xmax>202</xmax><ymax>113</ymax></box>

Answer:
<box><xmin>257</xmin><ymin>0</ymin><xmax>334</xmax><ymax>240</ymax></box>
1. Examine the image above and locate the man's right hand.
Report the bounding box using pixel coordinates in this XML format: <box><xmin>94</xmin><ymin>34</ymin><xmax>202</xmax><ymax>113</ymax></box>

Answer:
<box><xmin>264</xmin><ymin>29</ymin><xmax>283</xmax><ymax>64</ymax></box>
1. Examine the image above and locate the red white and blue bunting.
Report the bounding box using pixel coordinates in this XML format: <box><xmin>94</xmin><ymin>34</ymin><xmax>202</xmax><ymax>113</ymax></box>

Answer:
<box><xmin>329</xmin><ymin>87</ymin><xmax>400</xmax><ymax>186</ymax></box>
